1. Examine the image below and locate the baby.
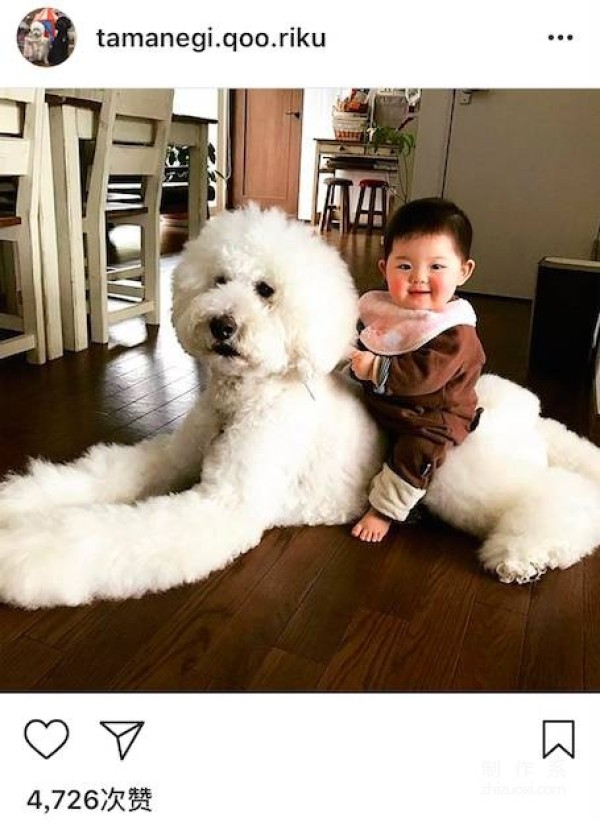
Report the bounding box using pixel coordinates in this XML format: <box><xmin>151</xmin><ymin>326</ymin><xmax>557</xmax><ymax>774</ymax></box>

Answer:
<box><xmin>350</xmin><ymin>197</ymin><xmax>486</xmax><ymax>542</ymax></box>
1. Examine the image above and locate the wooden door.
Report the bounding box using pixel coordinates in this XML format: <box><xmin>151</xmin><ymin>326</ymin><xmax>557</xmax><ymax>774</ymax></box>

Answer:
<box><xmin>412</xmin><ymin>90</ymin><xmax>600</xmax><ymax>298</ymax></box>
<box><xmin>230</xmin><ymin>89</ymin><xmax>303</xmax><ymax>215</ymax></box>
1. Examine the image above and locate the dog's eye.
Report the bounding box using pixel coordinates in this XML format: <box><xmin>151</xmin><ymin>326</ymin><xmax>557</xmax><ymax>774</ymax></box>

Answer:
<box><xmin>255</xmin><ymin>281</ymin><xmax>275</xmax><ymax>299</ymax></box>
<box><xmin>214</xmin><ymin>275</ymin><xmax>228</xmax><ymax>286</ymax></box>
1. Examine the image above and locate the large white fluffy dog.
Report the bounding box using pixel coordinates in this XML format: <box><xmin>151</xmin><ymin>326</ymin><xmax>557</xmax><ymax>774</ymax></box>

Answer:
<box><xmin>0</xmin><ymin>205</ymin><xmax>599</xmax><ymax>608</ymax></box>
<box><xmin>22</xmin><ymin>21</ymin><xmax>51</xmax><ymax>65</ymax></box>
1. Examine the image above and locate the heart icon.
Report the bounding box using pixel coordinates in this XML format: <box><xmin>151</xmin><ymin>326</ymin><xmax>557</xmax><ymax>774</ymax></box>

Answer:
<box><xmin>24</xmin><ymin>719</ymin><xmax>70</xmax><ymax>759</ymax></box>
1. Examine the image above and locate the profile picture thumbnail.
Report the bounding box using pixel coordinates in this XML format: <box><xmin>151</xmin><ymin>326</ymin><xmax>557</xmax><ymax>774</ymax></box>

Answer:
<box><xmin>17</xmin><ymin>7</ymin><xmax>76</xmax><ymax>67</ymax></box>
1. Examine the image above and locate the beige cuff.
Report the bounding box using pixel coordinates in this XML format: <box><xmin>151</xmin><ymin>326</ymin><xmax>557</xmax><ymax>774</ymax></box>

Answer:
<box><xmin>370</xmin><ymin>355</ymin><xmax>381</xmax><ymax>384</ymax></box>
<box><xmin>369</xmin><ymin>463</ymin><xmax>426</xmax><ymax>521</ymax></box>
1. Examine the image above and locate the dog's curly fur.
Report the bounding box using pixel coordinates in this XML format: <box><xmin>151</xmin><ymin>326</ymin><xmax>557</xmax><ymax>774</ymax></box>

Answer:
<box><xmin>0</xmin><ymin>205</ymin><xmax>598</xmax><ymax>608</ymax></box>
<box><xmin>22</xmin><ymin>22</ymin><xmax>50</xmax><ymax>65</ymax></box>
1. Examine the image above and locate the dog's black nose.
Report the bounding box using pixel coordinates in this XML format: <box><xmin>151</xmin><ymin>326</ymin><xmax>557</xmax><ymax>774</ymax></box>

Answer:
<box><xmin>209</xmin><ymin>315</ymin><xmax>237</xmax><ymax>341</ymax></box>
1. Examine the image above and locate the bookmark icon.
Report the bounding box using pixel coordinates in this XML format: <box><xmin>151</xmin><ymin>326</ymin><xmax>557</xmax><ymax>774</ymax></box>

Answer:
<box><xmin>100</xmin><ymin>721</ymin><xmax>144</xmax><ymax>760</ymax></box>
<box><xmin>542</xmin><ymin>720</ymin><xmax>575</xmax><ymax>759</ymax></box>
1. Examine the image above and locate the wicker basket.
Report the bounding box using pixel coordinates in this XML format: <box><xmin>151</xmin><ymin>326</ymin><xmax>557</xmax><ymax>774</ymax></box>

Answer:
<box><xmin>332</xmin><ymin>111</ymin><xmax>368</xmax><ymax>142</ymax></box>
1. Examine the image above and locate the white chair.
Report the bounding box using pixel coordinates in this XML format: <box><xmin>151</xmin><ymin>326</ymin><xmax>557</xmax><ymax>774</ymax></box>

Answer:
<box><xmin>0</xmin><ymin>89</ymin><xmax>46</xmax><ymax>364</ymax></box>
<box><xmin>82</xmin><ymin>90</ymin><xmax>174</xmax><ymax>344</ymax></box>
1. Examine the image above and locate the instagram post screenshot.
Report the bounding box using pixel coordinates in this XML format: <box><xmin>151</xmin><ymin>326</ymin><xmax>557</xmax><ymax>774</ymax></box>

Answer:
<box><xmin>0</xmin><ymin>1</ymin><xmax>599</xmax><ymax>818</ymax></box>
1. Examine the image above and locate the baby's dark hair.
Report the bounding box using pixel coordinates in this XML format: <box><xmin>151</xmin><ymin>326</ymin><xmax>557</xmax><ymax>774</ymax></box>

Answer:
<box><xmin>383</xmin><ymin>197</ymin><xmax>473</xmax><ymax>261</ymax></box>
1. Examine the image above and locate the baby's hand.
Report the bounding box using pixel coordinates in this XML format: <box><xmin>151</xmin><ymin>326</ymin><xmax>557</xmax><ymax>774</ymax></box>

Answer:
<box><xmin>350</xmin><ymin>349</ymin><xmax>376</xmax><ymax>381</ymax></box>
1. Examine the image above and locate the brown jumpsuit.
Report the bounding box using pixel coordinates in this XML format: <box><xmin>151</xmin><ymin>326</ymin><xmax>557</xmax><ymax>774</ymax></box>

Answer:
<box><xmin>360</xmin><ymin>324</ymin><xmax>486</xmax><ymax>491</ymax></box>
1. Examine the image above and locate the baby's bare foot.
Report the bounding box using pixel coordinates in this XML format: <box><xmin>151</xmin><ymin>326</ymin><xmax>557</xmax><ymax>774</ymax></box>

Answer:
<box><xmin>351</xmin><ymin>507</ymin><xmax>391</xmax><ymax>542</ymax></box>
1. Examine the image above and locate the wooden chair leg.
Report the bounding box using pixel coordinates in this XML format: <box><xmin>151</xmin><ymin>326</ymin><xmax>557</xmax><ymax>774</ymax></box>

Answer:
<box><xmin>319</xmin><ymin>186</ymin><xmax>332</xmax><ymax>233</ymax></box>
<box><xmin>341</xmin><ymin>188</ymin><xmax>350</xmax><ymax>234</ymax></box>
<box><xmin>87</xmin><ymin>217</ymin><xmax>110</xmax><ymax>345</ymax></box>
<box><xmin>318</xmin><ymin>193</ymin><xmax>326</xmax><ymax>233</ymax></box>
<box><xmin>142</xmin><ymin>214</ymin><xmax>161</xmax><ymax>325</ymax></box>
<box><xmin>16</xmin><ymin>223</ymin><xmax>46</xmax><ymax>365</ymax></box>
<box><xmin>39</xmin><ymin>103</ymin><xmax>63</xmax><ymax>360</ymax></box>
<box><xmin>381</xmin><ymin>187</ymin><xmax>388</xmax><ymax>228</ymax></box>
<box><xmin>0</xmin><ymin>243</ymin><xmax>18</xmax><ymax>315</ymax></box>
<box><xmin>367</xmin><ymin>188</ymin><xmax>377</xmax><ymax>234</ymax></box>
<box><xmin>353</xmin><ymin>187</ymin><xmax>366</xmax><ymax>232</ymax></box>
<box><xmin>327</xmin><ymin>186</ymin><xmax>335</xmax><ymax>231</ymax></box>
<box><xmin>326</xmin><ymin>188</ymin><xmax>336</xmax><ymax>231</ymax></box>
<box><xmin>49</xmin><ymin>102</ymin><xmax>88</xmax><ymax>352</ymax></box>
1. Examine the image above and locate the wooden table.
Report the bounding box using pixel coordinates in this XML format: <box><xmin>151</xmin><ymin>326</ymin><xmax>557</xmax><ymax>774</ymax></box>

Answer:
<box><xmin>46</xmin><ymin>91</ymin><xmax>217</xmax><ymax>351</ymax></box>
<box><xmin>312</xmin><ymin>138</ymin><xmax>401</xmax><ymax>225</ymax></box>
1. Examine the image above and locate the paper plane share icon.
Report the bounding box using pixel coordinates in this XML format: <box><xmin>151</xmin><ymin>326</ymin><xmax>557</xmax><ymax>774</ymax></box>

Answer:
<box><xmin>100</xmin><ymin>721</ymin><xmax>145</xmax><ymax>760</ymax></box>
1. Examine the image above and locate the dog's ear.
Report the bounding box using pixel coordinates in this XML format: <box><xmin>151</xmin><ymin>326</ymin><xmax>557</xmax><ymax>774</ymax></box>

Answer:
<box><xmin>290</xmin><ymin>278</ymin><xmax>359</xmax><ymax>381</ymax></box>
<box><xmin>283</xmin><ymin>227</ymin><xmax>359</xmax><ymax>380</ymax></box>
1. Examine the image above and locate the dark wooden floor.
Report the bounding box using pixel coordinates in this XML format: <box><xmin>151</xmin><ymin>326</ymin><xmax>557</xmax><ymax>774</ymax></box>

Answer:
<box><xmin>0</xmin><ymin>230</ymin><xmax>598</xmax><ymax>692</ymax></box>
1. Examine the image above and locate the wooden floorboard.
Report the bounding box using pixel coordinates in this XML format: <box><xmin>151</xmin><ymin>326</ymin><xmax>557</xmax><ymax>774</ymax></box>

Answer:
<box><xmin>275</xmin><ymin>530</ymin><xmax>389</xmax><ymax>664</ymax></box>
<box><xmin>316</xmin><ymin>608</ymin><xmax>409</xmax><ymax>692</ymax></box>
<box><xmin>451</xmin><ymin>602</ymin><xmax>528</xmax><ymax>691</ymax></box>
<box><xmin>0</xmin><ymin>234</ymin><xmax>598</xmax><ymax>693</ymax></box>
<box><xmin>517</xmin><ymin>564</ymin><xmax>585</xmax><ymax>691</ymax></box>
<box><xmin>185</xmin><ymin>526</ymin><xmax>342</xmax><ymax>691</ymax></box>
<box><xmin>380</xmin><ymin>531</ymin><xmax>481</xmax><ymax>691</ymax></box>
<box><xmin>108</xmin><ymin>528</ymin><xmax>296</xmax><ymax>691</ymax></box>
<box><xmin>248</xmin><ymin>648</ymin><xmax>325</xmax><ymax>692</ymax></box>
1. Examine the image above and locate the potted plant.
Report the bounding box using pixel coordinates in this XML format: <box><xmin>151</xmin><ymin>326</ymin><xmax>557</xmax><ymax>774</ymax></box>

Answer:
<box><xmin>163</xmin><ymin>142</ymin><xmax>225</xmax><ymax>218</ymax></box>
<box><xmin>207</xmin><ymin>142</ymin><xmax>226</xmax><ymax>208</ymax></box>
<box><xmin>369</xmin><ymin>126</ymin><xmax>416</xmax><ymax>205</ymax></box>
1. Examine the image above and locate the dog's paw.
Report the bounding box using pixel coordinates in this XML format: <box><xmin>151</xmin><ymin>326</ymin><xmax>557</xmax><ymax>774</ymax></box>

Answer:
<box><xmin>495</xmin><ymin>560</ymin><xmax>548</xmax><ymax>585</ymax></box>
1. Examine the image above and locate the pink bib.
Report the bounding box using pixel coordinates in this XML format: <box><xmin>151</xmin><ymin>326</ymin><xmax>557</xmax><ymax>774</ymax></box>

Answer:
<box><xmin>358</xmin><ymin>291</ymin><xmax>476</xmax><ymax>355</ymax></box>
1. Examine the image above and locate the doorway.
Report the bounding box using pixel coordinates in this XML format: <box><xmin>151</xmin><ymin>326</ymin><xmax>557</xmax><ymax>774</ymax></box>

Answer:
<box><xmin>230</xmin><ymin>89</ymin><xmax>303</xmax><ymax>215</ymax></box>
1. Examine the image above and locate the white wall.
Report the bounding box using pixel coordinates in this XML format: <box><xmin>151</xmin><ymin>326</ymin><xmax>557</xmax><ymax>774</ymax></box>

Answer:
<box><xmin>173</xmin><ymin>88</ymin><xmax>218</xmax><ymax>145</ymax></box>
<box><xmin>298</xmin><ymin>89</ymin><xmax>338</xmax><ymax>220</ymax></box>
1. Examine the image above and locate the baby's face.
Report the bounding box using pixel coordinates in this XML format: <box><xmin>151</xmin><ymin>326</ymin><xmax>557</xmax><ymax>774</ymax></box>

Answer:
<box><xmin>379</xmin><ymin>232</ymin><xmax>474</xmax><ymax>311</ymax></box>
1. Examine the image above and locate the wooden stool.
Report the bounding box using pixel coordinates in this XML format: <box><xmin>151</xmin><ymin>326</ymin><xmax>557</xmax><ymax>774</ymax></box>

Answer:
<box><xmin>319</xmin><ymin>177</ymin><xmax>353</xmax><ymax>234</ymax></box>
<box><xmin>353</xmin><ymin>178</ymin><xmax>389</xmax><ymax>233</ymax></box>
